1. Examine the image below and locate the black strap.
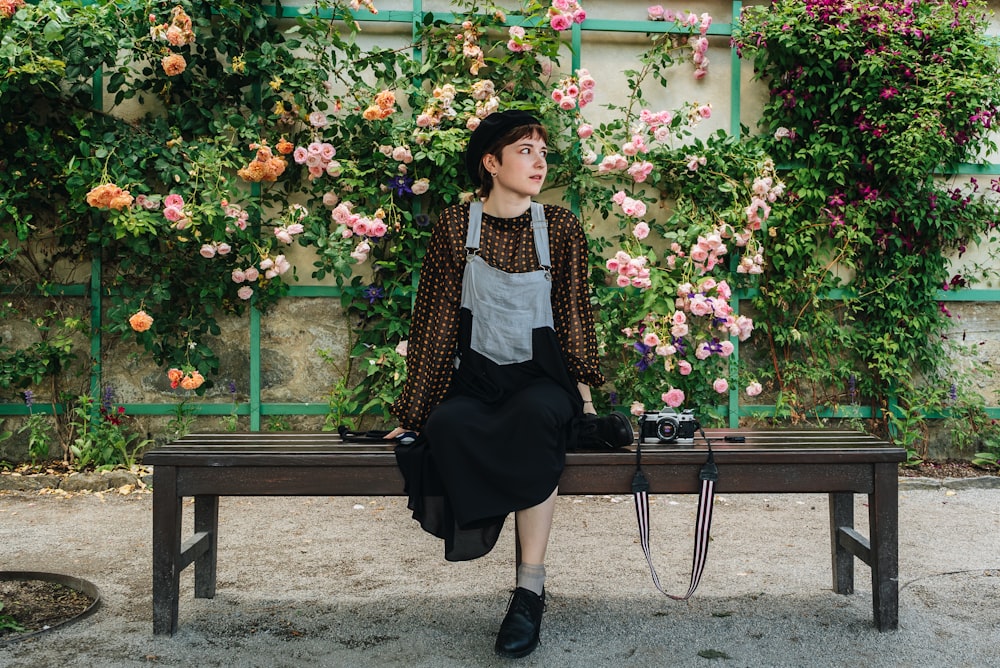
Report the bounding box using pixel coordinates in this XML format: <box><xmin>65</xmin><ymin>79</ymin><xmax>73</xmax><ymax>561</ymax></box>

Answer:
<box><xmin>631</xmin><ymin>428</ymin><xmax>718</xmax><ymax>600</ymax></box>
<box><xmin>338</xmin><ymin>425</ymin><xmax>417</xmax><ymax>445</ymax></box>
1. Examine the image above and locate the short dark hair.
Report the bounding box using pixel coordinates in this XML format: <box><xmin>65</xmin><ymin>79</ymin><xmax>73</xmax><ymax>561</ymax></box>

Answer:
<box><xmin>477</xmin><ymin>124</ymin><xmax>549</xmax><ymax>198</ymax></box>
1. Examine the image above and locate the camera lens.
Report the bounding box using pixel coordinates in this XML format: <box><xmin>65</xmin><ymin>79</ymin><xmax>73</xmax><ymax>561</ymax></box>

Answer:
<box><xmin>656</xmin><ymin>418</ymin><xmax>678</xmax><ymax>442</ymax></box>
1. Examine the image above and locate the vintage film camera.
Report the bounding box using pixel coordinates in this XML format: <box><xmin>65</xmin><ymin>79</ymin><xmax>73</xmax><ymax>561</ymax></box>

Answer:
<box><xmin>638</xmin><ymin>407</ymin><xmax>699</xmax><ymax>445</ymax></box>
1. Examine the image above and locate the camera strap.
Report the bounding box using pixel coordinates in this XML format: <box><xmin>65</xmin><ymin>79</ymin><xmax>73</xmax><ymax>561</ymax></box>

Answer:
<box><xmin>631</xmin><ymin>428</ymin><xmax>718</xmax><ymax>600</ymax></box>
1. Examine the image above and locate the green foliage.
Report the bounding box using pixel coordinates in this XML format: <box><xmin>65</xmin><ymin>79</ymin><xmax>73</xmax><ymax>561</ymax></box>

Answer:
<box><xmin>0</xmin><ymin>315</ymin><xmax>81</xmax><ymax>391</ymax></box>
<box><xmin>0</xmin><ymin>601</ymin><xmax>26</xmax><ymax>634</ymax></box>
<box><xmin>67</xmin><ymin>390</ymin><xmax>149</xmax><ymax>470</ymax></box>
<box><xmin>18</xmin><ymin>413</ymin><xmax>54</xmax><ymax>463</ymax></box>
<box><xmin>165</xmin><ymin>400</ymin><xmax>196</xmax><ymax>438</ymax></box>
<box><xmin>734</xmin><ymin>0</ymin><xmax>1000</xmax><ymax>431</ymax></box>
<box><xmin>266</xmin><ymin>415</ymin><xmax>291</xmax><ymax>432</ymax></box>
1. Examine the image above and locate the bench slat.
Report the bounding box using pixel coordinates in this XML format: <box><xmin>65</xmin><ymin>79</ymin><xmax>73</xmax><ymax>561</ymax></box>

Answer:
<box><xmin>144</xmin><ymin>430</ymin><xmax>903</xmax><ymax>469</ymax></box>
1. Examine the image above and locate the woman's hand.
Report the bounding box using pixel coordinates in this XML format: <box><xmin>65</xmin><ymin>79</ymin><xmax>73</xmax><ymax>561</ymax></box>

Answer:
<box><xmin>385</xmin><ymin>426</ymin><xmax>419</xmax><ymax>440</ymax></box>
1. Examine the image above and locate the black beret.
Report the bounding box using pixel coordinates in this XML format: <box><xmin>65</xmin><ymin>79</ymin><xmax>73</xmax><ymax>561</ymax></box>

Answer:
<box><xmin>465</xmin><ymin>110</ymin><xmax>541</xmax><ymax>186</ymax></box>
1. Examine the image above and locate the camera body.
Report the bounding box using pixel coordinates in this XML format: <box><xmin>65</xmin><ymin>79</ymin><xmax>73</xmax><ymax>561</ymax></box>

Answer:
<box><xmin>638</xmin><ymin>407</ymin><xmax>698</xmax><ymax>445</ymax></box>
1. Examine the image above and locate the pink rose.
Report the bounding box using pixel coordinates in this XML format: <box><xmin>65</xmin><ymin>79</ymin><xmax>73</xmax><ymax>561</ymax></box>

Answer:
<box><xmin>199</xmin><ymin>244</ymin><xmax>216</xmax><ymax>258</ymax></box>
<box><xmin>163</xmin><ymin>205</ymin><xmax>184</xmax><ymax>222</ymax></box>
<box><xmin>350</xmin><ymin>240</ymin><xmax>371</xmax><ymax>263</ymax></box>
<box><xmin>678</xmin><ymin>360</ymin><xmax>693</xmax><ymax>375</ymax></box>
<box><xmin>411</xmin><ymin>178</ymin><xmax>430</xmax><ymax>195</ymax></box>
<box><xmin>643</xmin><ymin>332</ymin><xmax>660</xmax><ymax>347</ymax></box>
<box><xmin>633</xmin><ymin>222</ymin><xmax>650</xmax><ymax>240</ymax></box>
<box><xmin>713</xmin><ymin>378</ymin><xmax>729</xmax><ymax>394</ymax></box>
<box><xmin>352</xmin><ymin>219</ymin><xmax>371</xmax><ymax>237</ymax></box>
<box><xmin>164</xmin><ymin>193</ymin><xmax>184</xmax><ymax>208</ymax></box>
<box><xmin>628</xmin><ymin>161</ymin><xmax>654</xmax><ymax>183</ymax></box>
<box><xmin>662</xmin><ymin>388</ymin><xmax>685</xmax><ymax>408</ymax></box>
<box><xmin>630</xmin><ymin>401</ymin><xmax>645</xmax><ymax>417</ymax></box>
<box><xmin>231</xmin><ymin>268</ymin><xmax>246</xmax><ymax>283</ymax></box>
<box><xmin>746</xmin><ymin>381</ymin><xmax>763</xmax><ymax>397</ymax></box>
<box><xmin>237</xmin><ymin>286</ymin><xmax>254</xmax><ymax>300</ymax></box>
<box><xmin>274</xmin><ymin>227</ymin><xmax>294</xmax><ymax>244</ymax></box>
<box><xmin>550</xmin><ymin>13</ymin><xmax>572</xmax><ymax>31</ymax></box>
<box><xmin>244</xmin><ymin>267</ymin><xmax>259</xmax><ymax>282</ymax></box>
<box><xmin>332</xmin><ymin>203</ymin><xmax>352</xmax><ymax>225</ymax></box>
<box><xmin>577</xmin><ymin>123</ymin><xmax>593</xmax><ymax>139</ymax></box>
<box><xmin>689</xmin><ymin>296</ymin><xmax>713</xmax><ymax>317</ymax></box>
<box><xmin>308</xmin><ymin>111</ymin><xmax>329</xmax><ymax>128</ymax></box>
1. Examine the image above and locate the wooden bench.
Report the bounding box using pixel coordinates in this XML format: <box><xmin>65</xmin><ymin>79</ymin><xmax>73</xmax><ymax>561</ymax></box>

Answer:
<box><xmin>143</xmin><ymin>429</ymin><xmax>905</xmax><ymax>636</ymax></box>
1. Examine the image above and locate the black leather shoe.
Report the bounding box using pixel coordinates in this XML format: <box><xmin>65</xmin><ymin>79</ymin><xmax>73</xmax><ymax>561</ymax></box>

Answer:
<box><xmin>494</xmin><ymin>587</ymin><xmax>545</xmax><ymax>659</ymax></box>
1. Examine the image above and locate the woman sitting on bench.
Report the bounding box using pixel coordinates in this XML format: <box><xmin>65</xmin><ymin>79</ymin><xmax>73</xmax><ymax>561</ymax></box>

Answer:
<box><xmin>386</xmin><ymin>110</ymin><xmax>605</xmax><ymax>659</ymax></box>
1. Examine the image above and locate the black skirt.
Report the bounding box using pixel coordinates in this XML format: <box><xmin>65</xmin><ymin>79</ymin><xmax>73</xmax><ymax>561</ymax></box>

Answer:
<box><xmin>395</xmin><ymin>309</ymin><xmax>579</xmax><ymax>561</ymax></box>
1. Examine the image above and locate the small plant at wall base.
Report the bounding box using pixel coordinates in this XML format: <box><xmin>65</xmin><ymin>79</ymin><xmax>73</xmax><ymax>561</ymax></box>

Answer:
<box><xmin>67</xmin><ymin>389</ymin><xmax>150</xmax><ymax>471</ymax></box>
<box><xmin>734</xmin><ymin>0</ymin><xmax>1000</xmax><ymax>461</ymax></box>
<box><xmin>17</xmin><ymin>391</ymin><xmax>53</xmax><ymax>464</ymax></box>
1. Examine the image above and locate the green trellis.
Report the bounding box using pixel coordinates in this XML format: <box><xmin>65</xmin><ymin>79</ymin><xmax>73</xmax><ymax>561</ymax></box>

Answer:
<box><xmin>2</xmin><ymin>1</ymin><xmax>999</xmax><ymax>431</ymax></box>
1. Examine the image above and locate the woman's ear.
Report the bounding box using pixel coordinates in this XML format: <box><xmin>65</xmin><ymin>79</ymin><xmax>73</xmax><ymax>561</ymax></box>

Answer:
<box><xmin>482</xmin><ymin>153</ymin><xmax>498</xmax><ymax>175</ymax></box>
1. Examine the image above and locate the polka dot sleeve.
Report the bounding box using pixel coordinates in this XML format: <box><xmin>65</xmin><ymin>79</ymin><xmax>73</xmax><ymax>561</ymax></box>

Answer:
<box><xmin>389</xmin><ymin>205</ymin><xmax>465</xmax><ymax>430</ymax></box>
<box><xmin>544</xmin><ymin>205</ymin><xmax>605</xmax><ymax>388</ymax></box>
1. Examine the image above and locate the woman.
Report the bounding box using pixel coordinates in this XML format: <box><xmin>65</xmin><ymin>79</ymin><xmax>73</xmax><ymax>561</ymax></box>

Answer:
<box><xmin>386</xmin><ymin>109</ymin><xmax>604</xmax><ymax>659</ymax></box>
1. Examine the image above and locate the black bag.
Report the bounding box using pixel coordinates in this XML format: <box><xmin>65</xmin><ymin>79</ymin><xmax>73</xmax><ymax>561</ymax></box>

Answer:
<box><xmin>572</xmin><ymin>412</ymin><xmax>635</xmax><ymax>450</ymax></box>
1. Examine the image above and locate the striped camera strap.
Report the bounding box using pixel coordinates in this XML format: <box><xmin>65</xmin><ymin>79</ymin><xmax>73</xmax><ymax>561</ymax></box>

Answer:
<box><xmin>631</xmin><ymin>433</ymin><xmax>718</xmax><ymax>600</ymax></box>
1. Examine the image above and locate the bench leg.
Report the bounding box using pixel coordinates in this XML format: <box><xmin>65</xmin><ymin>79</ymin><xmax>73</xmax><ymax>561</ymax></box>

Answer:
<box><xmin>869</xmin><ymin>463</ymin><xmax>899</xmax><ymax>631</ymax></box>
<box><xmin>829</xmin><ymin>492</ymin><xmax>855</xmax><ymax>595</ymax></box>
<box><xmin>152</xmin><ymin>465</ymin><xmax>181</xmax><ymax>636</ymax></box>
<box><xmin>193</xmin><ymin>495</ymin><xmax>219</xmax><ymax>599</ymax></box>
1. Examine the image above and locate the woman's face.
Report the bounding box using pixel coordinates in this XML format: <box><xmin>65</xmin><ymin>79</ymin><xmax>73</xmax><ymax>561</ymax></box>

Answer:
<box><xmin>488</xmin><ymin>134</ymin><xmax>548</xmax><ymax>198</ymax></box>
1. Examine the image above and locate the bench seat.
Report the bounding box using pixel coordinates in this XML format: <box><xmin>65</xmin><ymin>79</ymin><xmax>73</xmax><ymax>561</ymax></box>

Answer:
<box><xmin>143</xmin><ymin>428</ymin><xmax>905</xmax><ymax>635</ymax></box>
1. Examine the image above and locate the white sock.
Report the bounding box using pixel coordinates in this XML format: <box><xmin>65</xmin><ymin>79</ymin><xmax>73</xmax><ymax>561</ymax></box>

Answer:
<box><xmin>516</xmin><ymin>563</ymin><xmax>546</xmax><ymax>596</ymax></box>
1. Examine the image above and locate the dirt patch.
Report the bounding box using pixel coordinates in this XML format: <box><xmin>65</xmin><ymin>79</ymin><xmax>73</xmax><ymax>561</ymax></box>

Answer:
<box><xmin>898</xmin><ymin>459</ymin><xmax>997</xmax><ymax>478</ymax></box>
<box><xmin>0</xmin><ymin>577</ymin><xmax>96</xmax><ymax>643</ymax></box>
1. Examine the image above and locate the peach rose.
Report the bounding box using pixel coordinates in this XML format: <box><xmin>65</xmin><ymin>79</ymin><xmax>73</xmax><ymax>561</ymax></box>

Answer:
<box><xmin>128</xmin><ymin>310</ymin><xmax>154</xmax><ymax>332</ymax></box>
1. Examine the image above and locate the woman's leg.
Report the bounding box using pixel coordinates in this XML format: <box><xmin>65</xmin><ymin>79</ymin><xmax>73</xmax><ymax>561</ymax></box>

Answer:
<box><xmin>496</xmin><ymin>487</ymin><xmax>557</xmax><ymax>658</ymax></box>
<box><xmin>515</xmin><ymin>486</ymin><xmax>558</xmax><ymax>565</ymax></box>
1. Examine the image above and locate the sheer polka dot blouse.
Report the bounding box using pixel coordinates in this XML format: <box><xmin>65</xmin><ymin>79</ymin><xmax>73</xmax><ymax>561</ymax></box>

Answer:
<box><xmin>390</xmin><ymin>202</ymin><xmax>605</xmax><ymax>431</ymax></box>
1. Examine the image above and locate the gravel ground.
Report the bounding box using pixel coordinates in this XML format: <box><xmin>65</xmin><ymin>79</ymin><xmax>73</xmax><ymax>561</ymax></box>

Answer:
<box><xmin>0</xmin><ymin>482</ymin><xmax>998</xmax><ymax>668</ymax></box>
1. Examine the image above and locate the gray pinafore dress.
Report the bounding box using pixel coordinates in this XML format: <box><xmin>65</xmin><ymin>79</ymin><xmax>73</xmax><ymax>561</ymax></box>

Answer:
<box><xmin>401</xmin><ymin>202</ymin><xmax>581</xmax><ymax>561</ymax></box>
